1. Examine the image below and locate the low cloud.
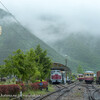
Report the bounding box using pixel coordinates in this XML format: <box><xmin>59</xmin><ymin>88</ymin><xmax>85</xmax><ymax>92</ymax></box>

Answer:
<box><xmin>1</xmin><ymin>0</ymin><xmax>100</xmax><ymax>43</ymax></box>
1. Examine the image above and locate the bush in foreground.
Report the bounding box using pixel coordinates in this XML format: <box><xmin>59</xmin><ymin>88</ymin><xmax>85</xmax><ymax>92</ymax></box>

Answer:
<box><xmin>0</xmin><ymin>81</ymin><xmax>48</xmax><ymax>95</ymax></box>
<box><xmin>0</xmin><ymin>84</ymin><xmax>20</xmax><ymax>95</ymax></box>
<box><xmin>30</xmin><ymin>81</ymin><xmax>48</xmax><ymax>90</ymax></box>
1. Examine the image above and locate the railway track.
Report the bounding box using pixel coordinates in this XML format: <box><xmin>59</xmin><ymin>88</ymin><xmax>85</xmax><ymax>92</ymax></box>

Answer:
<box><xmin>55</xmin><ymin>83</ymin><xmax>77</xmax><ymax>100</ymax></box>
<box><xmin>33</xmin><ymin>82</ymin><xmax>80</xmax><ymax>100</ymax></box>
<box><xmin>91</xmin><ymin>84</ymin><xmax>100</xmax><ymax>100</ymax></box>
<box><xmin>55</xmin><ymin>84</ymin><xmax>64</xmax><ymax>89</ymax></box>
<box><xmin>85</xmin><ymin>84</ymin><xmax>100</xmax><ymax>100</ymax></box>
<box><xmin>24</xmin><ymin>81</ymin><xmax>100</xmax><ymax>100</ymax></box>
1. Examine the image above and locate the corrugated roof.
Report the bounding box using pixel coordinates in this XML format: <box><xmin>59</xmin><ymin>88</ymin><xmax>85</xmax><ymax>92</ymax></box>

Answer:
<box><xmin>51</xmin><ymin>62</ymin><xmax>71</xmax><ymax>72</ymax></box>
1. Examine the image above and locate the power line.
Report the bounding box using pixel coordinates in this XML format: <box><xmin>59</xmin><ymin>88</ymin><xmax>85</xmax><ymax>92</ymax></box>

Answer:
<box><xmin>0</xmin><ymin>0</ymin><xmax>33</xmax><ymax>39</ymax></box>
<box><xmin>0</xmin><ymin>0</ymin><xmax>37</xmax><ymax>44</ymax></box>
<box><xmin>0</xmin><ymin>0</ymin><xmax>21</xmax><ymax>25</ymax></box>
<box><xmin>0</xmin><ymin>0</ymin><xmax>30</xmax><ymax>35</ymax></box>
<box><xmin>0</xmin><ymin>0</ymin><xmax>28</xmax><ymax>49</ymax></box>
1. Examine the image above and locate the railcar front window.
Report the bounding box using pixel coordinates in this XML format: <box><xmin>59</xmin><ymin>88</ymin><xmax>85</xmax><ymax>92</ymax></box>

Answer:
<box><xmin>90</xmin><ymin>74</ymin><xmax>93</xmax><ymax>76</ymax></box>
<box><xmin>51</xmin><ymin>71</ymin><xmax>55</xmax><ymax>74</ymax></box>
<box><xmin>57</xmin><ymin>70</ymin><xmax>60</xmax><ymax>72</ymax></box>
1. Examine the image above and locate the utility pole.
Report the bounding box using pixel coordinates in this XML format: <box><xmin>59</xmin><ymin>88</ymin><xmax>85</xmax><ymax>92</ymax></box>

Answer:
<box><xmin>65</xmin><ymin>55</ymin><xmax>67</xmax><ymax>66</ymax></box>
<box><xmin>65</xmin><ymin>55</ymin><xmax>71</xmax><ymax>83</ymax></box>
<box><xmin>0</xmin><ymin>26</ymin><xmax>2</xmax><ymax>35</ymax></box>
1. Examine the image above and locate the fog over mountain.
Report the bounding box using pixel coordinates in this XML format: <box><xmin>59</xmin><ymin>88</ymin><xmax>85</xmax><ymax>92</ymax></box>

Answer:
<box><xmin>1</xmin><ymin>0</ymin><xmax>100</xmax><ymax>44</ymax></box>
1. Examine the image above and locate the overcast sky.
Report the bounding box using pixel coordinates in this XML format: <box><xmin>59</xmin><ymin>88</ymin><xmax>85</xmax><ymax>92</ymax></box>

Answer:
<box><xmin>1</xmin><ymin>0</ymin><xmax>100</xmax><ymax>43</ymax></box>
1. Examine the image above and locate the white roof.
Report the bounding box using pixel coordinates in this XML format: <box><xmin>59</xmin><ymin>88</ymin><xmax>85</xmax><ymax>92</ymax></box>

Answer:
<box><xmin>84</xmin><ymin>71</ymin><xmax>94</xmax><ymax>73</ymax></box>
<box><xmin>78</xmin><ymin>74</ymin><xmax>83</xmax><ymax>75</ymax></box>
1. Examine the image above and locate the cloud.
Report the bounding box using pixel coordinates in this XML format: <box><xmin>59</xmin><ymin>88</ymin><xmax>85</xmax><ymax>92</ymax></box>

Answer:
<box><xmin>1</xmin><ymin>0</ymin><xmax>100</xmax><ymax>43</ymax></box>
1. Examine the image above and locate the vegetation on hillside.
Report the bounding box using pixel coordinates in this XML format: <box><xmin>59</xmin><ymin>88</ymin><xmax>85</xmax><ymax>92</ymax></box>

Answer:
<box><xmin>51</xmin><ymin>33</ymin><xmax>100</xmax><ymax>72</ymax></box>
<box><xmin>77</xmin><ymin>65</ymin><xmax>84</xmax><ymax>74</ymax></box>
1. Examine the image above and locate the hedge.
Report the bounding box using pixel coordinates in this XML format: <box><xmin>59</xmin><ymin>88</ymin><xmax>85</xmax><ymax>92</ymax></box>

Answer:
<box><xmin>0</xmin><ymin>84</ymin><xmax>20</xmax><ymax>95</ymax></box>
<box><xmin>30</xmin><ymin>81</ymin><xmax>48</xmax><ymax>90</ymax></box>
<box><xmin>20</xmin><ymin>83</ymin><xmax>26</xmax><ymax>92</ymax></box>
<box><xmin>0</xmin><ymin>81</ymin><xmax>48</xmax><ymax>95</ymax></box>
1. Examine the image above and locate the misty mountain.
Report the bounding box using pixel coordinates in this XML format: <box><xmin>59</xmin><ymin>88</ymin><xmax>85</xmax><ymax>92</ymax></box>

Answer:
<box><xmin>50</xmin><ymin>33</ymin><xmax>100</xmax><ymax>72</ymax></box>
<box><xmin>1</xmin><ymin>8</ymin><xmax>100</xmax><ymax>73</ymax></box>
<box><xmin>34</xmin><ymin>15</ymin><xmax>100</xmax><ymax>72</ymax></box>
<box><xmin>0</xmin><ymin>9</ymin><xmax>65</xmax><ymax>66</ymax></box>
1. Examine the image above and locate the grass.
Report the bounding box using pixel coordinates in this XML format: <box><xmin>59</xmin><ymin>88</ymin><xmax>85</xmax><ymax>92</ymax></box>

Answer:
<box><xmin>0</xmin><ymin>97</ymin><xmax>18</xmax><ymax>100</ymax></box>
<box><xmin>0</xmin><ymin>98</ymin><xmax>9</xmax><ymax>100</ymax></box>
<box><xmin>74</xmin><ymin>92</ymin><xmax>82</xmax><ymax>97</ymax></box>
<box><xmin>23</xmin><ymin>84</ymin><xmax>55</xmax><ymax>95</ymax></box>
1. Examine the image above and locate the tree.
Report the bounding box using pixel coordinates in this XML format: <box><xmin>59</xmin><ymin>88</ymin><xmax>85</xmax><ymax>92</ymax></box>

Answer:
<box><xmin>35</xmin><ymin>45</ymin><xmax>52</xmax><ymax>79</ymax></box>
<box><xmin>25</xmin><ymin>48</ymin><xmax>40</xmax><ymax>82</ymax></box>
<box><xmin>77</xmin><ymin>65</ymin><xmax>84</xmax><ymax>74</ymax></box>
<box><xmin>4</xmin><ymin>49</ymin><xmax>40</xmax><ymax>81</ymax></box>
<box><xmin>3</xmin><ymin>45</ymin><xmax>52</xmax><ymax>82</ymax></box>
<box><xmin>4</xmin><ymin>49</ymin><xmax>27</xmax><ymax>81</ymax></box>
<box><xmin>0</xmin><ymin>65</ymin><xmax>7</xmax><ymax>81</ymax></box>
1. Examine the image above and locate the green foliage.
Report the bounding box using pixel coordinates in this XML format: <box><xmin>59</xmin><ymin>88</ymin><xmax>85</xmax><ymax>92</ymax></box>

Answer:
<box><xmin>35</xmin><ymin>45</ymin><xmax>52</xmax><ymax>79</ymax></box>
<box><xmin>0</xmin><ymin>65</ymin><xmax>7</xmax><ymax>80</ymax></box>
<box><xmin>77</xmin><ymin>65</ymin><xmax>84</xmax><ymax>74</ymax></box>
<box><xmin>71</xmin><ymin>73</ymin><xmax>77</xmax><ymax>81</ymax></box>
<box><xmin>24</xmin><ymin>48</ymin><xmax>40</xmax><ymax>81</ymax></box>
<box><xmin>4</xmin><ymin>49</ymin><xmax>27</xmax><ymax>80</ymax></box>
<box><xmin>2</xmin><ymin>45</ymin><xmax>52</xmax><ymax>82</ymax></box>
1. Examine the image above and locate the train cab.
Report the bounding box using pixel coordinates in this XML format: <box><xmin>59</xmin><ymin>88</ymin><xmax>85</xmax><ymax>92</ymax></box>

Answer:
<box><xmin>84</xmin><ymin>71</ymin><xmax>94</xmax><ymax>84</ymax></box>
<box><xmin>77</xmin><ymin>74</ymin><xmax>84</xmax><ymax>81</ymax></box>
<box><xmin>50</xmin><ymin>70</ymin><xmax>62</xmax><ymax>83</ymax></box>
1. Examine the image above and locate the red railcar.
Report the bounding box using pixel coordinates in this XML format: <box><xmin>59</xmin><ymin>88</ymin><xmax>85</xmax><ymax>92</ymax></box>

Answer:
<box><xmin>96</xmin><ymin>71</ymin><xmax>100</xmax><ymax>84</ymax></box>
<box><xmin>77</xmin><ymin>74</ymin><xmax>84</xmax><ymax>81</ymax></box>
<box><xmin>50</xmin><ymin>70</ymin><xmax>62</xmax><ymax>83</ymax></box>
<box><xmin>84</xmin><ymin>71</ymin><xmax>94</xmax><ymax>84</ymax></box>
<box><xmin>50</xmin><ymin>62</ymin><xmax>70</xmax><ymax>84</ymax></box>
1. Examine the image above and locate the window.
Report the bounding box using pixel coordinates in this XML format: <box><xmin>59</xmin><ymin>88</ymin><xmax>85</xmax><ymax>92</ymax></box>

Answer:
<box><xmin>90</xmin><ymin>74</ymin><xmax>93</xmax><ymax>76</ymax></box>
<box><xmin>51</xmin><ymin>71</ymin><xmax>55</xmax><ymax>74</ymax></box>
<box><xmin>57</xmin><ymin>70</ymin><xmax>60</xmax><ymax>72</ymax></box>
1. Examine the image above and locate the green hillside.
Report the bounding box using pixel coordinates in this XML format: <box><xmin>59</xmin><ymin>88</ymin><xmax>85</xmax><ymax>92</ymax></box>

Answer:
<box><xmin>51</xmin><ymin>33</ymin><xmax>100</xmax><ymax>72</ymax></box>
<box><xmin>0</xmin><ymin>9</ymin><xmax>65</xmax><ymax>66</ymax></box>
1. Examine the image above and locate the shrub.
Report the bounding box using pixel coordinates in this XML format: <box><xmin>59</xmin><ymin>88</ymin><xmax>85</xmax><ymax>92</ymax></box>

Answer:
<box><xmin>30</xmin><ymin>82</ymin><xmax>39</xmax><ymax>90</ymax></box>
<box><xmin>42</xmin><ymin>81</ymin><xmax>48</xmax><ymax>88</ymax></box>
<box><xmin>0</xmin><ymin>85</ymin><xmax>8</xmax><ymax>95</ymax></box>
<box><xmin>30</xmin><ymin>81</ymin><xmax>48</xmax><ymax>90</ymax></box>
<box><xmin>20</xmin><ymin>83</ymin><xmax>26</xmax><ymax>92</ymax></box>
<box><xmin>8</xmin><ymin>84</ymin><xmax>20</xmax><ymax>95</ymax></box>
<box><xmin>0</xmin><ymin>84</ymin><xmax>20</xmax><ymax>95</ymax></box>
